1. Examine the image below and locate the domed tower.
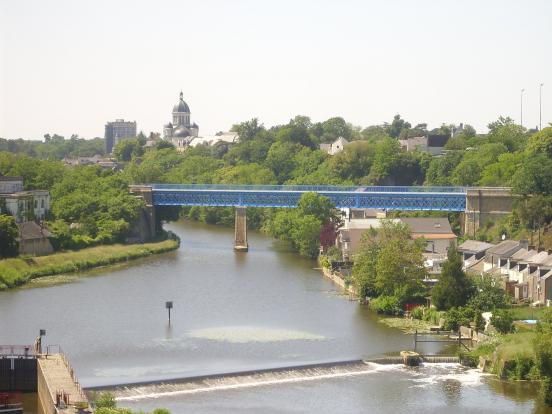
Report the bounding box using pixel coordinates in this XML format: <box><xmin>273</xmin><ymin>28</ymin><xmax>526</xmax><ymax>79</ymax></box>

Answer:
<box><xmin>173</xmin><ymin>91</ymin><xmax>191</xmax><ymax>127</ymax></box>
<box><xmin>163</xmin><ymin>91</ymin><xmax>199</xmax><ymax>145</ymax></box>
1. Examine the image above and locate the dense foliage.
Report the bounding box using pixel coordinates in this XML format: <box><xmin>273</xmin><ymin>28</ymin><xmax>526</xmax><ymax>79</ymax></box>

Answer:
<box><xmin>431</xmin><ymin>245</ymin><xmax>475</xmax><ymax>310</ymax></box>
<box><xmin>94</xmin><ymin>392</ymin><xmax>169</xmax><ymax>414</ymax></box>
<box><xmin>0</xmin><ymin>134</ymin><xmax>105</xmax><ymax>159</ymax></box>
<box><xmin>0</xmin><ymin>215</ymin><xmax>19</xmax><ymax>258</ymax></box>
<box><xmin>263</xmin><ymin>193</ymin><xmax>342</xmax><ymax>258</ymax></box>
<box><xmin>351</xmin><ymin>220</ymin><xmax>427</xmax><ymax>308</ymax></box>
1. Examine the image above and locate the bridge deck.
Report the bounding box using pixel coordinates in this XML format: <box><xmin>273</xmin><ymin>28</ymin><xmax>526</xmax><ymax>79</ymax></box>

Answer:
<box><xmin>148</xmin><ymin>184</ymin><xmax>469</xmax><ymax>211</ymax></box>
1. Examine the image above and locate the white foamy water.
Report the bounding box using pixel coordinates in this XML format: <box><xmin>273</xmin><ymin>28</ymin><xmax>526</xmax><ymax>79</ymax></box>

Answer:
<box><xmin>408</xmin><ymin>363</ymin><xmax>491</xmax><ymax>388</ymax></box>
<box><xmin>187</xmin><ymin>326</ymin><xmax>325</xmax><ymax>343</ymax></box>
<box><xmin>115</xmin><ymin>362</ymin><xmax>383</xmax><ymax>402</ymax></box>
<box><xmin>110</xmin><ymin>362</ymin><xmax>490</xmax><ymax>403</ymax></box>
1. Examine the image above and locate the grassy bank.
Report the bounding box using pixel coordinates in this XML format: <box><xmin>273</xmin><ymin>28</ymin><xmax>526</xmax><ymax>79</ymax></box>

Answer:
<box><xmin>378</xmin><ymin>317</ymin><xmax>433</xmax><ymax>334</ymax></box>
<box><xmin>0</xmin><ymin>238</ymin><xmax>180</xmax><ymax>290</ymax></box>
<box><xmin>468</xmin><ymin>330</ymin><xmax>537</xmax><ymax>380</ymax></box>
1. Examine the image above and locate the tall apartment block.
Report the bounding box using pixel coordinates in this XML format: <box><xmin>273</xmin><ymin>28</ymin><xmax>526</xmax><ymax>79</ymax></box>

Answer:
<box><xmin>105</xmin><ymin>119</ymin><xmax>137</xmax><ymax>153</ymax></box>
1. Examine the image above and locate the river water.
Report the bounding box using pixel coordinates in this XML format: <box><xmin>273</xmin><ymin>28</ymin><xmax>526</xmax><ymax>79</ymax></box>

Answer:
<box><xmin>0</xmin><ymin>220</ymin><xmax>549</xmax><ymax>413</ymax></box>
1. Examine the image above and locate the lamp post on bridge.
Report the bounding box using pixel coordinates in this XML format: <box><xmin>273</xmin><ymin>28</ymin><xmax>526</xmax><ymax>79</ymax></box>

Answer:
<box><xmin>521</xmin><ymin>88</ymin><xmax>525</xmax><ymax>128</ymax></box>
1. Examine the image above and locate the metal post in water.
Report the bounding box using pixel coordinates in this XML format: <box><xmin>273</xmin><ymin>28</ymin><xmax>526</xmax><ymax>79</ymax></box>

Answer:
<box><xmin>165</xmin><ymin>301</ymin><xmax>173</xmax><ymax>325</ymax></box>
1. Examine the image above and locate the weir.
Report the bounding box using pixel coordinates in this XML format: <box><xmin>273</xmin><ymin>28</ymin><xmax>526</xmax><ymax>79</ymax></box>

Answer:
<box><xmin>85</xmin><ymin>356</ymin><xmax>462</xmax><ymax>402</ymax></box>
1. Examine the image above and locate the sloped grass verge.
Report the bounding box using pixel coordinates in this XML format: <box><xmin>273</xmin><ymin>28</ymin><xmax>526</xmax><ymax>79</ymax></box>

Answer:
<box><xmin>0</xmin><ymin>238</ymin><xmax>179</xmax><ymax>290</ymax></box>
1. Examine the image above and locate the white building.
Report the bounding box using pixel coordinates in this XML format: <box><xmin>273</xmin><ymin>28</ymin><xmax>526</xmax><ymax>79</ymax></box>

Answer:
<box><xmin>320</xmin><ymin>137</ymin><xmax>349</xmax><ymax>155</ymax></box>
<box><xmin>0</xmin><ymin>176</ymin><xmax>24</xmax><ymax>194</ymax></box>
<box><xmin>163</xmin><ymin>91</ymin><xmax>200</xmax><ymax>151</ymax></box>
<box><xmin>2</xmin><ymin>190</ymin><xmax>51</xmax><ymax>223</ymax></box>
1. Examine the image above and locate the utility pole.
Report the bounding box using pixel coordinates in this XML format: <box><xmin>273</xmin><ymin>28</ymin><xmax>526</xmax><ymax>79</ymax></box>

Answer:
<box><xmin>540</xmin><ymin>83</ymin><xmax>544</xmax><ymax>130</ymax></box>
<box><xmin>521</xmin><ymin>88</ymin><xmax>525</xmax><ymax>127</ymax></box>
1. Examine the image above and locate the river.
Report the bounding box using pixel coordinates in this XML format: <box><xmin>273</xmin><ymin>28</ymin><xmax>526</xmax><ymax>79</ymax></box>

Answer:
<box><xmin>0</xmin><ymin>220</ymin><xmax>549</xmax><ymax>413</ymax></box>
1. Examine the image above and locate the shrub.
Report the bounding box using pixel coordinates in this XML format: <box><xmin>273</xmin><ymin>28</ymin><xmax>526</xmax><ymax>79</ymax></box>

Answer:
<box><xmin>444</xmin><ymin>306</ymin><xmax>475</xmax><ymax>331</ymax></box>
<box><xmin>370</xmin><ymin>295</ymin><xmax>401</xmax><ymax>315</ymax></box>
<box><xmin>411</xmin><ymin>306</ymin><xmax>425</xmax><ymax>320</ymax></box>
<box><xmin>423</xmin><ymin>308</ymin><xmax>441</xmax><ymax>325</ymax></box>
<box><xmin>492</xmin><ymin>309</ymin><xmax>514</xmax><ymax>334</ymax></box>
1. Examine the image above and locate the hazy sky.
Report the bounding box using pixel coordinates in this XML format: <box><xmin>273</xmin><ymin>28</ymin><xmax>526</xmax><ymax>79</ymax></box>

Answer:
<box><xmin>1</xmin><ymin>0</ymin><xmax>551</xmax><ymax>140</ymax></box>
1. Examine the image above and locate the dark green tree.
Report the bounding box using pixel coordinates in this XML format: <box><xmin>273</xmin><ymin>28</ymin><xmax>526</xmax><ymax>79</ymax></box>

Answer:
<box><xmin>0</xmin><ymin>215</ymin><xmax>19</xmax><ymax>258</ymax></box>
<box><xmin>431</xmin><ymin>245</ymin><xmax>474</xmax><ymax>310</ymax></box>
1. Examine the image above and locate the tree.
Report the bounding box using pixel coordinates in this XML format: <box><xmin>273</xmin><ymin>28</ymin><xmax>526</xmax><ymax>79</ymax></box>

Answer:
<box><xmin>265</xmin><ymin>141</ymin><xmax>301</xmax><ymax>183</ymax></box>
<box><xmin>491</xmin><ymin>309</ymin><xmax>514</xmax><ymax>334</ymax></box>
<box><xmin>113</xmin><ymin>139</ymin><xmax>143</xmax><ymax>162</ymax></box>
<box><xmin>0</xmin><ymin>215</ymin><xmax>19</xmax><ymax>258</ymax></box>
<box><xmin>468</xmin><ymin>275</ymin><xmax>510</xmax><ymax>311</ymax></box>
<box><xmin>385</xmin><ymin>114</ymin><xmax>411</xmax><ymax>138</ymax></box>
<box><xmin>263</xmin><ymin>193</ymin><xmax>339</xmax><ymax>259</ymax></box>
<box><xmin>534</xmin><ymin>309</ymin><xmax>552</xmax><ymax>405</ymax></box>
<box><xmin>232</xmin><ymin>118</ymin><xmax>264</xmax><ymax>142</ymax></box>
<box><xmin>431</xmin><ymin>245</ymin><xmax>474</xmax><ymax>310</ymax></box>
<box><xmin>352</xmin><ymin>220</ymin><xmax>427</xmax><ymax>304</ymax></box>
<box><xmin>155</xmin><ymin>140</ymin><xmax>175</xmax><ymax>150</ymax></box>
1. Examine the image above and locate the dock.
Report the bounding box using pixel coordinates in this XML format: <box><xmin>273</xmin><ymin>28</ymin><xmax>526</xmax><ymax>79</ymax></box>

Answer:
<box><xmin>37</xmin><ymin>354</ymin><xmax>89</xmax><ymax>413</ymax></box>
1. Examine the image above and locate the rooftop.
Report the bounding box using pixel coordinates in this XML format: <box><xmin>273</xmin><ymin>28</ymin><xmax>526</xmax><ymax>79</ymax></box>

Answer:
<box><xmin>458</xmin><ymin>240</ymin><xmax>495</xmax><ymax>254</ymax></box>
<box><xmin>399</xmin><ymin>217</ymin><xmax>454</xmax><ymax>235</ymax></box>
<box><xmin>486</xmin><ymin>240</ymin><xmax>522</xmax><ymax>257</ymax></box>
<box><xmin>18</xmin><ymin>221</ymin><xmax>52</xmax><ymax>240</ymax></box>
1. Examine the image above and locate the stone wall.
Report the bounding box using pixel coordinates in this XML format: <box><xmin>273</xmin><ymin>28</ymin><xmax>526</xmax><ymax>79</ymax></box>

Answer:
<box><xmin>464</xmin><ymin>188</ymin><xmax>513</xmax><ymax>236</ymax></box>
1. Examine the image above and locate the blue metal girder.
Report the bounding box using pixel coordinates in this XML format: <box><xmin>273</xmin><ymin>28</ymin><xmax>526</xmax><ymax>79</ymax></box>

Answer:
<box><xmin>152</xmin><ymin>189</ymin><xmax>466</xmax><ymax>211</ymax></box>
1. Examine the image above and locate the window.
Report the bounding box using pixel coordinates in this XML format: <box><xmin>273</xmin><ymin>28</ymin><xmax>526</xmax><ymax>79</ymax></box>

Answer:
<box><xmin>41</xmin><ymin>199</ymin><xmax>45</xmax><ymax>208</ymax></box>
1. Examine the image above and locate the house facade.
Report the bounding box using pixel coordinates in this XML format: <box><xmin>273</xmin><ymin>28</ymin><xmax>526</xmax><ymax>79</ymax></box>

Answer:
<box><xmin>319</xmin><ymin>137</ymin><xmax>349</xmax><ymax>155</ymax></box>
<box><xmin>18</xmin><ymin>221</ymin><xmax>54</xmax><ymax>256</ymax></box>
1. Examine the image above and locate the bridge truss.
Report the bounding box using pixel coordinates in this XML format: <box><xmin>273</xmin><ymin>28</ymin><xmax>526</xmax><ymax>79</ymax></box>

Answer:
<box><xmin>150</xmin><ymin>184</ymin><xmax>467</xmax><ymax>211</ymax></box>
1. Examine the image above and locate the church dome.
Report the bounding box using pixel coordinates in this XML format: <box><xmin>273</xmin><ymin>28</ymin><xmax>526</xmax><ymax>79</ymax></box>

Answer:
<box><xmin>173</xmin><ymin>91</ymin><xmax>190</xmax><ymax>113</ymax></box>
<box><xmin>173</xmin><ymin>126</ymin><xmax>191</xmax><ymax>137</ymax></box>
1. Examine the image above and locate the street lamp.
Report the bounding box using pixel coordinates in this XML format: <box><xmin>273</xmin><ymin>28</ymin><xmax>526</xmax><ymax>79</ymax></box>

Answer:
<box><xmin>521</xmin><ymin>88</ymin><xmax>525</xmax><ymax>127</ymax></box>
<box><xmin>540</xmin><ymin>83</ymin><xmax>544</xmax><ymax>131</ymax></box>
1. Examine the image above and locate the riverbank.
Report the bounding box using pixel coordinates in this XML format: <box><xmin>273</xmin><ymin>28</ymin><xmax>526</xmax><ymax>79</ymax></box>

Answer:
<box><xmin>0</xmin><ymin>238</ymin><xmax>180</xmax><ymax>290</ymax></box>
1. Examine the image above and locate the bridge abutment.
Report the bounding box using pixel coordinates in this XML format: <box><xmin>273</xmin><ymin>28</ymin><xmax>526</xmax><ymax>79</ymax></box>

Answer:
<box><xmin>129</xmin><ymin>185</ymin><xmax>157</xmax><ymax>241</ymax></box>
<box><xmin>234</xmin><ymin>207</ymin><xmax>248</xmax><ymax>252</ymax></box>
<box><xmin>463</xmin><ymin>188</ymin><xmax>512</xmax><ymax>236</ymax></box>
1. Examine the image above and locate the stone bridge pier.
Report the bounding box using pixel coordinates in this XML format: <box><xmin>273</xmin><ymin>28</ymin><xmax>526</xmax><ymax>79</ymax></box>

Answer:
<box><xmin>234</xmin><ymin>207</ymin><xmax>248</xmax><ymax>252</ymax></box>
<box><xmin>129</xmin><ymin>185</ymin><xmax>157</xmax><ymax>241</ymax></box>
<box><xmin>463</xmin><ymin>188</ymin><xmax>513</xmax><ymax>236</ymax></box>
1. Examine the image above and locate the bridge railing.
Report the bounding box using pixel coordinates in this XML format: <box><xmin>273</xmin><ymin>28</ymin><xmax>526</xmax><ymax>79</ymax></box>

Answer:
<box><xmin>0</xmin><ymin>345</ymin><xmax>34</xmax><ymax>357</ymax></box>
<box><xmin>150</xmin><ymin>184</ymin><xmax>468</xmax><ymax>193</ymax></box>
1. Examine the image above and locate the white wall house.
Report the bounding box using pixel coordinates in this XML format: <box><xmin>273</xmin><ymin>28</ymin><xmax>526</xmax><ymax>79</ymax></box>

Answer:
<box><xmin>3</xmin><ymin>190</ymin><xmax>51</xmax><ymax>223</ymax></box>
<box><xmin>320</xmin><ymin>137</ymin><xmax>349</xmax><ymax>155</ymax></box>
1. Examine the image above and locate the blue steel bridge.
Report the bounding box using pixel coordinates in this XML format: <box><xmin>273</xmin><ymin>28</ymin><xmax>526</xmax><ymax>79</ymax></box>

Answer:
<box><xmin>150</xmin><ymin>184</ymin><xmax>468</xmax><ymax>211</ymax></box>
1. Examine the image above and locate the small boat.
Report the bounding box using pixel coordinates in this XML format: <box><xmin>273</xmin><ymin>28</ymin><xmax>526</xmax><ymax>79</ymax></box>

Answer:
<box><xmin>0</xmin><ymin>393</ymin><xmax>23</xmax><ymax>414</ymax></box>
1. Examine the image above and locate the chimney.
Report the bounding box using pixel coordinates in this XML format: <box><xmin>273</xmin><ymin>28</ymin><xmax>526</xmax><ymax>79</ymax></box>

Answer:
<box><xmin>519</xmin><ymin>239</ymin><xmax>529</xmax><ymax>250</ymax></box>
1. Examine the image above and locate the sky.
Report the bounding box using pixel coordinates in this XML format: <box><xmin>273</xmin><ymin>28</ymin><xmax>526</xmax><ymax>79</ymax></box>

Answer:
<box><xmin>0</xmin><ymin>0</ymin><xmax>551</xmax><ymax>140</ymax></box>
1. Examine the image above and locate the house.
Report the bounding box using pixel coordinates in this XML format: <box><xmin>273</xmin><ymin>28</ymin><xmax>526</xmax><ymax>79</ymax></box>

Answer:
<box><xmin>427</xmin><ymin>134</ymin><xmax>450</xmax><ymax>156</ymax></box>
<box><xmin>0</xmin><ymin>176</ymin><xmax>24</xmax><ymax>194</ymax></box>
<box><xmin>398</xmin><ymin>136</ymin><xmax>427</xmax><ymax>152</ymax></box>
<box><xmin>466</xmin><ymin>238</ymin><xmax>552</xmax><ymax>304</ymax></box>
<box><xmin>457</xmin><ymin>240</ymin><xmax>495</xmax><ymax>268</ymax></box>
<box><xmin>482</xmin><ymin>240</ymin><xmax>524</xmax><ymax>273</ymax></box>
<box><xmin>188</xmin><ymin>132</ymin><xmax>238</xmax><ymax>147</ymax></box>
<box><xmin>2</xmin><ymin>190</ymin><xmax>50</xmax><ymax>223</ymax></box>
<box><xmin>335</xmin><ymin>218</ymin><xmax>400</xmax><ymax>261</ymax></box>
<box><xmin>398</xmin><ymin>217</ymin><xmax>457</xmax><ymax>254</ymax></box>
<box><xmin>17</xmin><ymin>221</ymin><xmax>53</xmax><ymax>256</ymax></box>
<box><xmin>320</xmin><ymin>137</ymin><xmax>349</xmax><ymax>155</ymax></box>
<box><xmin>398</xmin><ymin>134</ymin><xmax>450</xmax><ymax>156</ymax></box>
